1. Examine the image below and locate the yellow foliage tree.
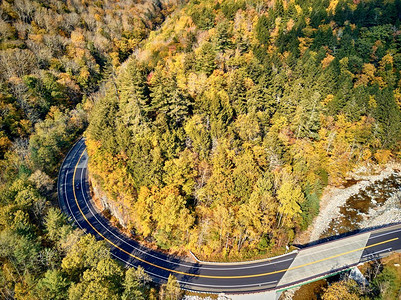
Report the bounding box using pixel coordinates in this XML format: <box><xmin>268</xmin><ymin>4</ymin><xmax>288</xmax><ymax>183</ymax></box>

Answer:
<box><xmin>277</xmin><ymin>172</ymin><xmax>304</xmax><ymax>228</ymax></box>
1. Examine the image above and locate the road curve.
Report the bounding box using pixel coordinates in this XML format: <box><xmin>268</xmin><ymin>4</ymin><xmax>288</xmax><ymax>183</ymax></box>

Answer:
<box><xmin>58</xmin><ymin>138</ymin><xmax>401</xmax><ymax>293</ymax></box>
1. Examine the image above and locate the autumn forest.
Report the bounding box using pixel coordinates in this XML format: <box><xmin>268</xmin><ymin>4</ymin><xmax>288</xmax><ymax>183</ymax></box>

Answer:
<box><xmin>1</xmin><ymin>0</ymin><xmax>401</xmax><ymax>299</ymax></box>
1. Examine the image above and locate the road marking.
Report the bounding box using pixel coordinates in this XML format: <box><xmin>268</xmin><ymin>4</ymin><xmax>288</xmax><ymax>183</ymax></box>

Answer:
<box><xmin>64</xmin><ymin>169</ymin><xmax>82</xmax><ymax>229</ymax></box>
<box><xmin>362</xmin><ymin>248</ymin><xmax>392</xmax><ymax>258</ymax></box>
<box><xmin>71</xmin><ymin>146</ymin><xmax>399</xmax><ymax>279</ymax></box>
<box><xmin>370</xmin><ymin>228</ymin><xmax>401</xmax><ymax>239</ymax></box>
<box><xmin>63</xmin><ymin>141</ymin><xmax>86</xmax><ymax>231</ymax></box>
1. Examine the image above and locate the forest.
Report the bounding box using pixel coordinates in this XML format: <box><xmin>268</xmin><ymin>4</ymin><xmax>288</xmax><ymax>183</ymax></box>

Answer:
<box><xmin>87</xmin><ymin>0</ymin><xmax>401</xmax><ymax>263</ymax></box>
<box><xmin>1</xmin><ymin>0</ymin><xmax>401</xmax><ymax>299</ymax></box>
<box><xmin>0</xmin><ymin>0</ymin><xmax>184</xmax><ymax>298</ymax></box>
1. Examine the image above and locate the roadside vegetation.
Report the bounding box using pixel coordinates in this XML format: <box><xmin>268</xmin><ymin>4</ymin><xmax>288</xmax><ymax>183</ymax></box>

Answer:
<box><xmin>320</xmin><ymin>253</ymin><xmax>401</xmax><ymax>300</ymax></box>
<box><xmin>87</xmin><ymin>0</ymin><xmax>401</xmax><ymax>261</ymax></box>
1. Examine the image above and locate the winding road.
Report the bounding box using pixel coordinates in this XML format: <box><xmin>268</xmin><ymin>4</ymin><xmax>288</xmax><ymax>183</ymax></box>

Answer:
<box><xmin>58</xmin><ymin>138</ymin><xmax>401</xmax><ymax>294</ymax></box>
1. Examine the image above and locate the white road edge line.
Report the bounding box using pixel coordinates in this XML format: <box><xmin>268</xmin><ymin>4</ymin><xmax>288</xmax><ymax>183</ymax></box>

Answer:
<box><xmin>63</xmin><ymin>142</ymin><xmax>85</xmax><ymax>230</ymax></box>
<box><xmin>362</xmin><ymin>248</ymin><xmax>392</xmax><ymax>258</ymax></box>
<box><xmin>370</xmin><ymin>228</ymin><xmax>401</xmax><ymax>239</ymax></box>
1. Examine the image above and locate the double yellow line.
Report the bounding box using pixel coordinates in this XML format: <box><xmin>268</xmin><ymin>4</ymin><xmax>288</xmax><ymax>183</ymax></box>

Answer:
<box><xmin>72</xmin><ymin>149</ymin><xmax>398</xmax><ymax>279</ymax></box>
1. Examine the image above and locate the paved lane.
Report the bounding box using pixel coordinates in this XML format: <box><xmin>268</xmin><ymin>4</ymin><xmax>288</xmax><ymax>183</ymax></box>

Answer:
<box><xmin>58</xmin><ymin>138</ymin><xmax>401</xmax><ymax>293</ymax></box>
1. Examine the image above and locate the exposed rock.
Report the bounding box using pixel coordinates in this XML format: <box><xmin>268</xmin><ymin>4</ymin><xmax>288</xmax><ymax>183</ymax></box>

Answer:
<box><xmin>359</xmin><ymin>191</ymin><xmax>401</xmax><ymax>229</ymax></box>
<box><xmin>89</xmin><ymin>175</ymin><xmax>127</xmax><ymax>228</ymax></box>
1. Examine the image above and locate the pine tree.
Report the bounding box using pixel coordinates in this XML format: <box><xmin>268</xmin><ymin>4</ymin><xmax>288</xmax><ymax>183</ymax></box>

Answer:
<box><xmin>149</xmin><ymin>67</ymin><xmax>193</xmax><ymax>127</ymax></box>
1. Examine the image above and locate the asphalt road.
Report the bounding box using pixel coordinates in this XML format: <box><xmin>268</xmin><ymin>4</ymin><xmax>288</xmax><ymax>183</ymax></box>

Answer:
<box><xmin>58</xmin><ymin>138</ymin><xmax>401</xmax><ymax>293</ymax></box>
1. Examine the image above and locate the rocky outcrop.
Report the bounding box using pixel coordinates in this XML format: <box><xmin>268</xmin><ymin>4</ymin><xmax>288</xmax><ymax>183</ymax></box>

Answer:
<box><xmin>359</xmin><ymin>191</ymin><xmax>401</xmax><ymax>229</ymax></box>
<box><xmin>89</xmin><ymin>175</ymin><xmax>128</xmax><ymax>228</ymax></box>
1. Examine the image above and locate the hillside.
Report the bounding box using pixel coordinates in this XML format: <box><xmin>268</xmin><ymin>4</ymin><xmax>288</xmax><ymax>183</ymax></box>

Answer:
<box><xmin>87</xmin><ymin>0</ymin><xmax>401</xmax><ymax>261</ymax></box>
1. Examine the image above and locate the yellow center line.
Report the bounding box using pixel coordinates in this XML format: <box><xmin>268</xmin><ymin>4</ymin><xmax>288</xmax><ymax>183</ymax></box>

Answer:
<box><xmin>72</xmin><ymin>148</ymin><xmax>399</xmax><ymax>279</ymax></box>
